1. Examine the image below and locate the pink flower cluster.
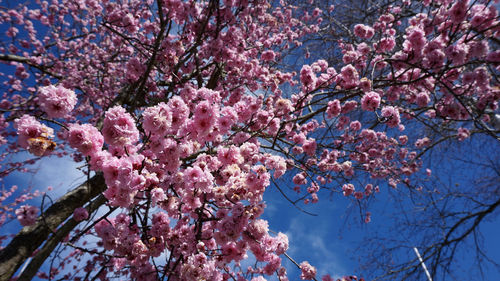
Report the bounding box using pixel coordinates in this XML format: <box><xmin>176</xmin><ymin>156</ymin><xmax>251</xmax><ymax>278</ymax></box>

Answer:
<box><xmin>94</xmin><ymin>213</ymin><xmax>156</xmax><ymax>280</ymax></box>
<box><xmin>15</xmin><ymin>204</ymin><xmax>39</xmax><ymax>226</ymax></box>
<box><xmin>381</xmin><ymin>106</ymin><xmax>401</xmax><ymax>128</ymax></box>
<box><xmin>101</xmin><ymin>155</ymin><xmax>148</xmax><ymax>207</ymax></box>
<box><xmin>361</xmin><ymin>91</ymin><xmax>381</xmax><ymax>111</ymax></box>
<box><xmin>14</xmin><ymin>114</ymin><xmax>54</xmax><ymax>155</ymax></box>
<box><xmin>448</xmin><ymin>0</ymin><xmax>469</xmax><ymax>24</ymax></box>
<box><xmin>339</xmin><ymin>64</ymin><xmax>359</xmax><ymax>89</ymax></box>
<box><xmin>457</xmin><ymin>128</ymin><xmax>470</xmax><ymax>141</ymax></box>
<box><xmin>102</xmin><ymin>106</ymin><xmax>139</xmax><ymax>149</ymax></box>
<box><xmin>353</xmin><ymin>24</ymin><xmax>375</xmax><ymax>39</ymax></box>
<box><xmin>142</xmin><ymin>102</ymin><xmax>171</xmax><ymax>139</ymax></box>
<box><xmin>261</xmin><ymin>50</ymin><xmax>276</xmax><ymax>62</ymax></box>
<box><xmin>37</xmin><ymin>85</ymin><xmax>77</xmax><ymax>118</ymax></box>
<box><xmin>67</xmin><ymin>124</ymin><xmax>104</xmax><ymax>156</ymax></box>
<box><xmin>326</xmin><ymin>99</ymin><xmax>341</xmax><ymax>118</ymax></box>
<box><xmin>73</xmin><ymin>207</ymin><xmax>89</xmax><ymax>222</ymax></box>
<box><xmin>126</xmin><ymin>57</ymin><xmax>146</xmax><ymax>82</ymax></box>
<box><xmin>300</xmin><ymin>65</ymin><xmax>317</xmax><ymax>90</ymax></box>
<box><xmin>300</xmin><ymin>261</ymin><xmax>317</xmax><ymax>280</ymax></box>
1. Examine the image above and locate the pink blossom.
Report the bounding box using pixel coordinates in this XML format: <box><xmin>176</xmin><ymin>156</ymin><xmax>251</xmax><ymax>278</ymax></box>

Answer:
<box><xmin>122</xmin><ymin>13</ymin><xmax>138</xmax><ymax>33</ymax></box>
<box><xmin>38</xmin><ymin>85</ymin><xmax>77</xmax><ymax>118</ymax></box>
<box><xmin>126</xmin><ymin>57</ymin><xmax>146</xmax><ymax>82</ymax></box>
<box><xmin>322</xmin><ymin>275</ymin><xmax>334</xmax><ymax>281</ymax></box>
<box><xmin>151</xmin><ymin>187</ymin><xmax>167</xmax><ymax>206</ymax></box>
<box><xmin>142</xmin><ymin>102</ymin><xmax>172</xmax><ymax>138</ymax></box>
<box><xmin>299</xmin><ymin>261</ymin><xmax>317</xmax><ymax>280</ymax></box>
<box><xmin>15</xmin><ymin>205</ymin><xmax>39</xmax><ymax>226</ymax></box>
<box><xmin>353</xmin><ymin>24</ymin><xmax>375</xmax><ymax>39</ymax></box>
<box><xmin>357</xmin><ymin>43</ymin><xmax>371</xmax><ymax>56</ymax></box>
<box><xmin>469</xmin><ymin>40</ymin><xmax>489</xmax><ymax>58</ymax></box>
<box><xmin>354</xmin><ymin>191</ymin><xmax>364</xmax><ymax>200</ymax></box>
<box><xmin>415</xmin><ymin>137</ymin><xmax>431</xmax><ymax>148</ymax></box>
<box><xmin>457</xmin><ymin>128</ymin><xmax>470</xmax><ymax>141</ymax></box>
<box><xmin>274</xmin><ymin>232</ymin><xmax>289</xmax><ymax>255</ymax></box>
<box><xmin>218</xmin><ymin>107</ymin><xmax>237</xmax><ymax>134</ymax></box>
<box><xmin>364</xmin><ymin>184</ymin><xmax>373</xmax><ymax>196</ymax></box>
<box><xmin>67</xmin><ymin>124</ymin><xmax>104</xmax><ymax>156</ymax></box>
<box><xmin>448</xmin><ymin>0</ymin><xmax>469</xmax><ymax>24</ymax></box>
<box><xmin>378</xmin><ymin>37</ymin><xmax>396</xmax><ymax>52</ymax></box>
<box><xmin>446</xmin><ymin>44</ymin><xmax>469</xmax><ymax>65</ymax></box>
<box><xmin>416</xmin><ymin>92</ymin><xmax>430</xmax><ymax>107</ymax></box>
<box><xmin>300</xmin><ymin>65</ymin><xmax>317</xmax><ymax>90</ymax></box>
<box><xmin>302</xmin><ymin>138</ymin><xmax>317</xmax><ymax>156</ymax></box>
<box><xmin>150</xmin><ymin>212</ymin><xmax>170</xmax><ymax>238</ymax></box>
<box><xmin>168</xmin><ymin>96</ymin><xmax>189</xmax><ymax>131</ymax></box>
<box><xmin>326</xmin><ymin>99</ymin><xmax>341</xmax><ymax>118</ymax></box>
<box><xmin>359</xmin><ymin>78</ymin><xmax>372</xmax><ymax>92</ymax></box>
<box><xmin>365</xmin><ymin>212</ymin><xmax>371</xmax><ymax>223</ymax></box>
<box><xmin>486</xmin><ymin>50</ymin><xmax>500</xmax><ymax>63</ymax></box>
<box><xmin>73</xmin><ymin>207</ymin><xmax>89</xmax><ymax>222</ymax></box>
<box><xmin>6</xmin><ymin>26</ymin><xmax>19</xmax><ymax>37</ymax></box>
<box><xmin>342</xmin><ymin>101</ymin><xmax>358</xmax><ymax>114</ymax></box>
<box><xmin>361</xmin><ymin>91</ymin><xmax>381</xmax><ymax>111</ymax></box>
<box><xmin>342</xmin><ymin>184</ymin><xmax>355</xmax><ymax>197</ymax></box>
<box><xmin>14</xmin><ymin>115</ymin><xmax>54</xmax><ymax>155</ymax></box>
<box><xmin>340</xmin><ymin>64</ymin><xmax>359</xmax><ymax>88</ymax></box>
<box><xmin>381</xmin><ymin>106</ymin><xmax>401</xmax><ymax>128</ymax></box>
<box><xmin>102</xmin><ymin>106</ymin><xmax>139</xmax><ymax>147</ymax></box>
<box><xmin>293</xmin><ymin>173</ymin><xmax>307</xmax><ymax>185</ymax></box>
<box><xmin>275</xmin><ymin>98</ymin><xmax>294</xmax><ymax>115</ymax></box>
<box><xmin>247</xmin><ymin>219</ymin><xmax>269</xmax><ymax>240</ymax></box>
<box><xmin>261</xmin><ymin>50</ymin><xmax>276</xmax><ymax>61</ymax></box>
<box><xmin>349</xmin><ymin>121</ymin><xmax>362</xmax><ymax>131</ymax></box>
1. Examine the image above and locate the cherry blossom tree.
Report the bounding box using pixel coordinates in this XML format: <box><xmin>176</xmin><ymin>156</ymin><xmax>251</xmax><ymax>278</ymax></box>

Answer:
<box><xmin>0</xmin><ymin>0</ymin><xmax>498</xmax><ymax>280</ymax></box>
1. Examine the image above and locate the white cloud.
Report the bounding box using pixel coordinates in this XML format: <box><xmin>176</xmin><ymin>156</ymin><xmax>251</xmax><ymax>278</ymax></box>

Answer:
<box><xmin>285</xmin><ymin>214</ymin><xmax>349</xmax><ymax>279</ymax></box>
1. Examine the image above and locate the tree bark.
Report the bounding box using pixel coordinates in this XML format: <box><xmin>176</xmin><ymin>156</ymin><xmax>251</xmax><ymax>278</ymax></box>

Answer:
<box><xmin>0</xmin><ymin>174</ymin><xmax>106</xmax><ymax>281</ymax></box>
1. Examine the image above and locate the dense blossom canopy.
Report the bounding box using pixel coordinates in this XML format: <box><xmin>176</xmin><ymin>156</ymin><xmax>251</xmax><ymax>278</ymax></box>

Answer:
<box><xmin>0</xmin><ymin>0</ymin><xmax>498</xmax><ymax>280</ymax></box>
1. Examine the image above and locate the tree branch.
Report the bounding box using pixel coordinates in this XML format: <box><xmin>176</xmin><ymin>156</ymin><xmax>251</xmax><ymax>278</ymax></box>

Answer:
<box><xmin>0</xmin><ymin>174</ymin><xmax>106</xmax><ymax>281</ymax></box>
<box><xmin>16</xmin><ymin>194</ymin><xmax>108</xmax><ymax>281</ymax></box>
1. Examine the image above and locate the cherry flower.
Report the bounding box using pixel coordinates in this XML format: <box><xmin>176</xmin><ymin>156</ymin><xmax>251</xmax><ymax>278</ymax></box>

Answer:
<box><xmin>126</xmin><ymin>57</ymin><xmax>146</xmax><ymax>82</ymax></box>
<box><xmin>378</xmin><ymin>37</ymin><xmax>396</xmax><ymax>52</ymax></box>
<box><xmin>37</xmin><ymin>85</ymin><xmax>77</xmax><ymax>118</ymax></box>
<box><xmin>448</xmin><ymin>0</ymin><xmax>469</xmax><ymax>24</ymax></box>
<box><xmin>67</xmin><ymin>124</ymin><xmax>104</xmax><ymax>156</ymax></box>
<box><xmin>339</xmin><ymin>64</ymin><xmax>359</xmax><ymax>88</ymax></box>
<box><xmin>457</xmin><ymin>128</ymin><xmax>470</xmax><ymax>141</ymax></box>
<box><xmin>342</xmin><ymin>184</ymin><xmax>355</xmax><ymax>197</ymax></box>
<box><xmin>102</xmin><ymin>106</ymin><xmax>139</xmax><ymax>148</ymax></box>
<box><xmin>300</xmin><ymin>65</ymin><xmax>317</xmax><ymax>90</ymax></box>
<box><xmin>15</xmin><ymin>205</ymin><xmax>39</xmax><ymax>226</ymax></box>
<box><xmin>14</xmin><ymin>115</ymin><xmax>55</xmax><ymax>155</ymax></box>
<box><xmin>361</xmin><ymin>91</ymin><xmax>381</xmax><ymax>111</ymax></box>
<box><xmin>381</xmin><ymin>106</ymin><xmax>401</xmax><ymax>128</ymax></box>
<box><xmin>300</xmin><ymin>261</ymin><xmax>317</xmax><ymax>280</ymax></box>
<box><xmin>142</xmin><ymin>102</ymin><xmax>172</xmax><ymax>139</ymax></box>
<box><xmin>73</xmin><ymin>207</ymin><xmax>89</xmax><ymax>222</ymax></box>
<box><xmin>416</xmin><ymin>92</ymin><xmax>430</xmax><ymax>107</ymax></box>
<box><xmin>326</xmin><ymin>99</ymin><xmax>341</xmax><ymax>118</ymax></box>
<box><xmin>261</xmin><ymin>50</ymin><xmax>276</xmax><ymax>61</ymax></box>
<box><xmin>353</xmin><ymin>24</ymin><xmax>375</xmax><ymax>39</ymax></box>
